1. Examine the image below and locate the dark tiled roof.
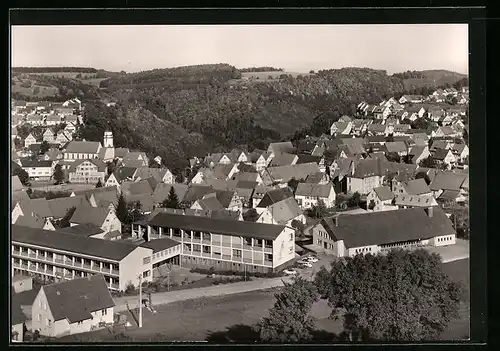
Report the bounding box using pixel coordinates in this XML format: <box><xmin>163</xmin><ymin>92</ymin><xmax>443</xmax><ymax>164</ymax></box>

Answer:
<box><xmin>257</xmin><ymin>187</ymin><xmax>294</xmax><ymax>207</ymax></box>
<box><xmin>64</xmin><ymin>141</ymin><xmax>101</xmax><ymax>154</ymax></box>
<box><xmin>70</xmin><ymin>206</ymin><xmax>110</xmax><ymax>226</ymax></box>
<box><xmin>373</xmin><ymin>186</ymin><xmax>394</xmax><ymax>201</ymax></box>
<box><xmin>20</xmin><ymin>159</ymin><xmax>53</xmax><ymax>168</ymax></box>
<box><xmin>295</xmin><ymin>183</ymin><xmax>333</xmax><ymax>198</ymax></box>
<box><xmin>183</xmin><ymin>185</ymin><xmax>216</xmax><ymax>203</ymax></box>
<box><xmin>56</xmin><ymin>223</ymin><xmax>104</xmax><ymax>237</ymax></box>
<box><xmin>12</xmin><ymin>225</ymin><xmax>138</xmax><ymax>261</ymax></box>
<box><xmin>152</xmin><ymin>183</ymin><xmax>189</xmax><ymax>203</ymax></box>
<box><xmin>402</xmin><ymin>178</ymin><xmax>431</xmax><ymax>195</ymax></box>
<box><xmin>43</xmin><ymin>275</ymin><xmax>115</xmax><ymax>323</ymax></box>
<box><xmin>269</xmin><ymin>153</ymin><xmax>298</xmax><ymax>167</ymax></box>
<box><xmin>139</xmin><ymin>237</ymin><xmax>181</xmax><ymax>253</ymax></box>
<box><xmin>47</xmin><ymin>195</ymin><xmax>90</xmax><ymax>218</ymax></box>
<box><xmin>112</xmin><ymin>167</ymin><xmax>137</xmax><ymax>183</ymax></box>
<box><xmin>430</xmin><ymin>171</ymin><xmax>467</xmax><ymax>191</ymax></box>
<box><xmin>11</xmin><ymin>290</ymin><xmax>27</xmax><ymax>325</ymax></box>
<box><xmin>321</xmin><ymin>206</ymin><xmax>454</xmax><ymax>248</ymax></box>
<box><xmin>295</xmin><ymin>154</ymin><xmax>322</xmax><ymax>165</ymax></box>
<box><xmin>433</xmin><ymin>148</ymin><xmax>451</xmax><ymax>161</ymax></box>
<box><xmin>147</xmin><ymin>212</ymin><xmax>285</xmax><ymax>240</ymax></box>
<box><xmin>268</xmin><ymin>141</ymin><xmax>295</xmax><ymax>154</ymax></box>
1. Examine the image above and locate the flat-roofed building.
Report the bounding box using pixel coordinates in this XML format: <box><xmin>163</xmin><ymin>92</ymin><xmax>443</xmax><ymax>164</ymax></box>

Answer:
<box><xmin>132</xmin><ymin>212</ymin><xmax>295</xmax><ymax>273</ymax></box>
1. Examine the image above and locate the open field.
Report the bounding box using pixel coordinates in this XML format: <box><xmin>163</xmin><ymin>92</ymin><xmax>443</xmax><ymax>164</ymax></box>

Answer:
<box><xmin>11</xmin><ymin>82</ymin><xmax>59</xmax><ymax>98</ymax></box>
<box><xmin>79</xmin><ymin>78</ymin><xmax>107</xmax><ymax>87</ymax></box>
<box><xmin>57</xmin><ymin>259</ymin><xmax>469</xmax><ymax>343</ymax></box>
<box><xmin>27</xmin><ymin>72</ymin><xmax>99</xmax><ymax>79</ymax></box>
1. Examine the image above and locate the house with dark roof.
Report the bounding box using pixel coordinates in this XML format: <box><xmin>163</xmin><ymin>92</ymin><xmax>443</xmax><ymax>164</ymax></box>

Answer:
<box><xmin>366</xmin><ymin>186</ymin><xmax>397</xmax><ymax>212</ymax></box>
<box><xmin>429</xmin><ymin>171</ymin><xmax>468</xmax><ymax>203</ymax></box>
<box><xmin>267</xmin><ymin>141</ymin><xmax>296</xmax><ymax>156</ymax></box>
<box><xmin>11</xmin><ymin>225</ymin><xmax>154</xmax><ymax>291</ymax></box>
<box><xmin>261</xmin><ymin>163</ymin><xmax>321</xmax><ymax>186</ymax></box>
<box><xmin>392</xmin><ymin>178</ymin><xmax>432</xmax><ymax>197</ymax></box>
<box><xmin>256</xmin><ymin>197</ymin><xmax>306</xmax><ymax>228</ymax></box>
<box><xmin>152</xmin><ymin>183</ymin><xmax>188</xmax><ymax>205</ymax></box>
<box><xmin>105</xmin><ymin>166</ymin><xmax>137</xmax><ymax>187</ymax></box>
<box><xmin>68</xmin><ymin>159</ymin><xmax>107</xmax><ymax>184</ymax></box>
<box><xmin>63</xmin><ymin>141</ymin><xmax>102</xmax><ymax>161</ymax></box>
<box><xmin>56</xmin><ymin>223</ymin><xmax>105</xmax><ymax>238</ymax></box>
<box><xmin>311</xmin><ymin>206</ymin><xmax>456</xmax><ymax>257</ymax></box>
<box><xmin>132</xmin><ymin>167</ymin><xmax>174</xmax><ymax>184</ymax></box>
<box><xmin>408</xmin><ymin>145</ymin><xmax>431</xmax><ymax>164</ymax></box>
<box><xmin>295</xmin><ymin>183</ymin><xmax>336</xmax><ymax>210</ymax></box>
<box><xmin>384</xmin><ymin>141</ymin><xmax>409</xmax><ymax>156</ymax></box>
<box><xmin>432</xmin><ymin>148</ymin><xmax>456</xmax><ymax>169</ymax></box>
<box><xmin>31</xmin><ymin>275</ymin><xmax>115</xmax><ymax>337</ymax></box>
<box><xmin>121</xmin><ymin>151</ymin><xmax>148</xmax><ymax>168</ymax></box>
<box><xmin>135</xmin><ymin>212</ymin><xmax>296</xmax><ymax>273</ymax></box>
<box><xmin>268</xmin><ymin>152</ymin><xmax>298</xmax><ymax>167</ymax></box>
<box><xmin>20</xmin><ymin>159</ymin><xmax>54</xmax><ymax>180</ymax></box>
<box><xmin>70</xmin><ymin>206</ymin><xmax>121</xmax><ymax>234</ymax></box>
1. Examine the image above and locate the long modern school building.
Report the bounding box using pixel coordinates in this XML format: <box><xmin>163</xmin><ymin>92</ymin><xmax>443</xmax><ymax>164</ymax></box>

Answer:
<box><xmin>132</xmin><ymin>212</ymin><xmax>296</xmax><ymax>273</ymax></box>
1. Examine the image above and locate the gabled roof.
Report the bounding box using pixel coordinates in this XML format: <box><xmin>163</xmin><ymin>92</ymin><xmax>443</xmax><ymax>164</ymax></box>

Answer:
<box><xmin>372</xmin><ymin>186</ymin><xmax>394</xmax><ymax>201</ymax></box>
<box><xmin>121</xmin><ymin>178</ymin><xmax>157</xmax><ymax>196</ymax></box>
<box><xmin>194</xmin><ymin>196</ymin><xmax>224</xmax><ymax>211</ymax></box>
<box><xmin>433</xmin><ymin>148</ymin><xmax>452</xmax><ymax>160</ymax></box>
<box><xmin>267</xmin><ymin>141</ymin><xmax>295</xmax><ymax>154</ymax></box>
<box><xmin>264</xmin><ymin>197</ymin><xmax>303</xmax><ymax>225</ymax></box>
<box><xmin>12</xmin><ymin>176</ymin><xmax>23</xmax><ymax>191</ymax></box>
<box><xmin>12</xmin><ymin>225</ymin><xmax>139</xmax><ymax>261</ymax></box>
<box><xmin>429</xmin><ymin>171</ymin><xmax>468</xmax><ymax>191</ymax></box>
<box><xmin>233</xmin><ymin>172</ymin><xmax>259</xmax><ymax>183</ymax></box>
<box><xmin>43</xmin><ymin>275</ymin><xmax>115</xmax><ymax>323</ymax></box>
<box><xmin>47</xmin><ymin>195</ymin><xmax>90</xmax><ymax>218</ymax></box>
<box><xmin>257</xmin><ymin>187</ymin><xmax>294</xmax><ymax>208</ymax></box>
<box><xmin>20</xmin><ymin>159</ymin><xmax>53</xmax><ymax>168</ymax></box>
<box><xmin>70</xmin><ymin>206</ymin><xmax>111</xmax><ymax>226</ymax></box>
<box><xmin>215</xmin><ymin>189</ymin><xmax>238</xmax><ymax>208</ymax></box>
<box><xmin>385</xmin><ymin>141</ymin><xmax>408</xmax><ymax>154</ymax></box>
<box><xmin>394</xmin><ymin>194</ymin><xmax>437</xmax><ymax>207</ymax></box>
<box><xmin>14</xmin><ymin>215</ymin><xmax>51</xmax><ymax>230</ymax></box>
<box><xmin>64</xmin><ymin>141</ymin><xmax>101</xmax><ymax>154</ymax></box>
<box><xmin>183</xmin><ymin>185</ymin><xmax>216</xmax><ymax>203</ymax></box>
<box><xmin>212</xmin><ymin>163</ymin><xmax>236</xmax><ymax>179</ymax></box>
<box><xmin>56</xmin><ymin>223</ymin><xmax>105</xmax><ymax>237</ymax></box>
<box><xmin>125</xmin><ymin>193</ymin><xmax>156</xmax><ymax>213</ymax></box>
<box><xmin>147</xmin><ymin>212</ymin><xmax>285</xmax><ymax>240</ymax></box>
<box><xmin>295</xmin><ymin>183</ymin><xmax>333</xmax><ymax>198</ymax></box>
<box><xmin>268</xmin><ymin>152</ymin><xmax>298</xmax><ymax>167</ymax></box>
<box><xmin>133</xmin><ymin>167</ymin><xmax>170</xmax><ymax>182</ymax></box>
<box><xmin>400</xmin><ymin>178</ymin><xmax>432</xmax><ymax>195</ymax></box>
<box><xmin>11</xmin><ymin>290</ymin><xmax>26</xmax><ymax>325</ymax></box>
<box><xmin>17</xmin><ymin>198</ymin><xmax>53</xmax><ymax>218</ymax></box>
<box><xmin>265</xmin><ymin>163</ymin><xmax>321</xmax><ymax>184</ymax></box>
<box><xmin>69</xmin><ymin>158</ymin><xmax>107</xmax><ymax>172</ymax></box>
<box><xmin>320</xmin><ymin>207</ymin><xmax>454</xmax><ymax>248</ymax></box>
<box><xmin>112</xmin><ymin>167</ymin><xmax>137</xmax><ymax>183</ymax></box>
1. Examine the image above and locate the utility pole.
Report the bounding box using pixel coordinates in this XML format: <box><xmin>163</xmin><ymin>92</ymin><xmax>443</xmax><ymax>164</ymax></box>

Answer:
<box><xmin>138</xmin><ymin>273</ymin><xmax>143</xmax><ymax>328</ymax></box>
<box><xmin>244</xmin><ymin>264</ymin><xmax>247</xmax><ymax>282</ymax></box>
<box><xmin>167</xmin><ymin>271</ymin><xmax>170</xmax><ymax>291</ymax></box>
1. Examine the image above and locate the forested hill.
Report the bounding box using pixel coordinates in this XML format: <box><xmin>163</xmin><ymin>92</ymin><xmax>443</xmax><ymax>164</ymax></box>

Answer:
<box><xmin>22</xmin><ymin>64</ymin><xmax>466</xmax><ymax>176</ymax></box>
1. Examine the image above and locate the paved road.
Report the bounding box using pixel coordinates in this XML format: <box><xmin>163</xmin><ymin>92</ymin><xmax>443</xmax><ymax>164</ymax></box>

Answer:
<box><xmin>114</xmin><ymin>276</ymin><xmax>293</xmax><ymax>312</ymax></box>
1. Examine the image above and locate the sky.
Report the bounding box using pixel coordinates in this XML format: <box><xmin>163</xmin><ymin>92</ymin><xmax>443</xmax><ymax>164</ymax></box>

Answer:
<box><xmin>11</xmin><ymin>24</ymin><xmax>468</xmax><ymax>74</ymax></box>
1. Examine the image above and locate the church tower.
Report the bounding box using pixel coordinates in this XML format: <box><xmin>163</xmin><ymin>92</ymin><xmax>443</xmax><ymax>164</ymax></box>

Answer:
<box><xmin>104</xmin><ymin>130</ymin><xmax>114</xmax><ymax>148</ymax></box>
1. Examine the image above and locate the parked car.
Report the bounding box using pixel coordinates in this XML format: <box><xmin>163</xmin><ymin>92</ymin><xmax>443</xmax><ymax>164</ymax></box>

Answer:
<box><xmin>298</xmin><ymin>261</ymin><xmax>313</xmax><ymax>268</ymax></box>
<box><xmin>283</xmin><ymin>269</ymin><xmax>297</xmax><ymax>275</ymax></box>
<box><xmin>305</xmin><ymin>256</ymin><xmax>319</xmax><ymax>263</ymax></box>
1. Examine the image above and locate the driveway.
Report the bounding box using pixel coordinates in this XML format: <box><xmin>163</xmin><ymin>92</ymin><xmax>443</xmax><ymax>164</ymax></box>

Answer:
<box><xmin>114</xmin><ymin>277</ymin><xmax>292</xmax><ymax>312</ymax></box>
<box><xmin>424</xmin><ymin>239</ymin><xmax>469</xmax><ymax>263</ymax></box>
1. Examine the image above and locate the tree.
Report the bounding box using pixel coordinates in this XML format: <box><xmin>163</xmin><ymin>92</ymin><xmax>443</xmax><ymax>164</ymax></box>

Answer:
<box><xmin>148</xmin><ymin>159</ymin><xmax>160</xmax><ymax>168</ymax></box>
<box><xmin>13</xmin><ymin>137</ymin><xmax>22</xmax><ymax>149</ymax></box>
<box><xmin>314</xmin><ymin>249</ymin><xmax>463</xmax><ymax>341</ymax></box>
<box><xmin>411</xmin><ymin>118</ymin><xmax>430</xmax><ymax>130</ymax></box>
<box><xmin>106</xmin><ymin>159</ymin><xmax>118</xmax><ymax>176</ymax></box>
<box><xmin>39</xmin><ymin>141</ymin><xmax>50</xmax><ymax>155</ymax></box>
<box><xmin>254</xmin><ymin>277</ymin><xmax>318</xmax><ymax>342</ymax></box>
<box><xmin>306</xmin><ymin>198</ymin><xmax>329</xmax><ymax>218</ymax></box>
<box><xmin>13</xmin><ymin>167</ymin><xmax>30</xmax><ymax>186</ymax></box>
<box><xmin>52</xmin><ymin>164</ymin><xmax>64</xmax><ymax>184</ymax></box>
<box><xmin>463</xmin><ymin>129</ymin><xmax>469</xmax><ymax>146</ymax></box>
<box><xmin>95</xmin><ymin>179</ymin><xmax>103</xmax><ymax>188</ymax></box>
<box><xmin>243</xmin><ymin>208</ymin><xmax>259</xmax><ymax>222</ymax></box>
<box><xmin>415</xmin><ymin>171</ymin><xmax>431</xmax><ymax>185</ymax></box>
<box><xmin>419</xmin><ymin>156</ymin><xmax>438</xmax><ymax>169</ymax></box>
<box><xmin>127</xmin><ymin>200</ymin><xmax>143</xmax><ymax>224</ymax></box>
<box><xmin>58</xmin><ymin>206</ymin><xmax>76</xmax><ymax>228</ymax></box>
<box><xmin>116</xmin><ymin>192</ymin><xmax>128</xmax><ymax>224</ymax></box>
<box><xmin>348</xmin><ymin>192</ymin><xmax>361</xmax><ymax>208</ymax></box>
<box><xmin>175</xmin><ymin>173</ymin><xmax>185</xmax><ymax>184</ymax></box>
<box><xmin>368</xmin><ymin>199</ymin><xmax>376</xmax><ymax>210</ymax></box>
<box><xmin>291</xmin><ymin>219</ymin><xmax>306</xmax><ymax>239</ymax></box>
<box><xmin>385</xmin><ymin>152</ymin><xmax>401</xmax><ymax>163</ymax></box>
<box><xmin>162</xmin><ymin>186</ymin><xmax>180</xmax><ymax>209</ymax></box>
<box><xmin>309</xmin><ymin>70</ymin><xmax>315</xmax><ymax>74</ymax></box>
<box><xmin>287</xmin><ymin>177</ymin><xmax>300</xmax><ymax>194</ymax></box>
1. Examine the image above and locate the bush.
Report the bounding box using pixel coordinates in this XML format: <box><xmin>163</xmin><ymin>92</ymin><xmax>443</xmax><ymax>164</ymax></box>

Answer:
<box><xmin>189</xmin><ymin>267</ymin><xmax>281</xmax><ymax>278</ymax></box>
<box><xmin>124</xmin><ymin>281</ymin><xmax>136</xmax><ymax>295</ymax></box>
<box><xmin>212</xmin><ymin>276</ymin><xmax>252</xmax><ymax>285</ymax></box>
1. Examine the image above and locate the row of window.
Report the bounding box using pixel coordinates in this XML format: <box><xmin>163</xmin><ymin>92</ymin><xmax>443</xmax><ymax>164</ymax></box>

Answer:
<box><xmin>355</xmin><ymin>247</ymin><xmax>372</xmax><ymax>254</ymax></box>
<box><xmin>161</xmin><ymin>227</ymin><xmax>273</xmax><ymax>247</ymax></box>
<box><xmin>437</xmin><ymin>236</ymin><xmax>454</xmax><ymax>242</ymax></box>
<box><xmin>65</xmin><ymin>153</ymin><xmax>98</xmax><ymax>159</ymax></box>
<box><xmin>152</xmin><ymin>246</ymin><xmax>180</xmax><ymax>261</ymax></box>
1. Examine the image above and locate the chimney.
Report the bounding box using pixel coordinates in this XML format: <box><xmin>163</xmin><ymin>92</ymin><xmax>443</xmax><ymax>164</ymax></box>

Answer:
<box><xmin>427</xmin><ymin>206</ymin><xmax>434</xmax><ymax>218</ymax></box>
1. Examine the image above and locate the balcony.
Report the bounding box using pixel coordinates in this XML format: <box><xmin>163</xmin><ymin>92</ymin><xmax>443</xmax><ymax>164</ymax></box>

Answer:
<box><xmin>83</xmin><ymin>264</ymin><xmax>92</xmax><ymax>270</ymax></box>
<box><xmin>253</xmin><ymin>260</ymin><xmax>263</xmax><ymax>265</ymax></box>
<box><xmin>111</xmin><ymin>269</ymin><xmax>119</xmax><ymax>276</ymax></box>
<box><xmin>12</xmin><ymin>261</ymin><xmax>21</xmax><ymax>268</ymax></box>
<box><xmin>20</xmin><ymin>251</ymin><xmax>29</xmax><ymax>257</ymax></box>
<box><xmin>232</xmin><ymin>243</ymin><xmax>243</xmax><ymax>249</ymax></box>
<box><xmin>264</xmin><ymin>246</ymin><xmax>273</xmax><ymax>253</ymax></box>
<box><xmin>233</xmin><ymin>256</ymin><xmax>242</xmax><ymax>262</ymax></box>
<box><xmin>253</xmin><ymin>245</ymin><xmax>263</xmax><ymax>251</ymax></box>
<box><xmin>55</xmin><ymin>258</ymin><xmax>64</xmax><ymax>264</ymax></box>
<box><xmin>12</xmin><ymin>250</ymin><xmax>21</xmax><ymax>256</ymax></box>
<box><xmin>243</xmin><ymin>244</ymin><xmax>253</xmax><ymax>251</ymax></box>
<box><xmin>108</xmin><ymin>282</ymin><xmax>119</xmax><ymax>290</ymax></box>
<box><xmin>29</xmin><ymin>265</ymin><xmax>37</xmax><ymax>271</ymax></box>
<box><xmin>222</xmin><ymin>254</ymin><xmax>231</xmax><ymax>260</ymax></box>
<box><xmin>212</xmin><ymin>241</ymin><xmax>221</xmax><ymax>246</ymax></box>
<box><xmin>264</xmin><ymin>260</ymin><xmax>273</xmax><ymax>266</ymax></box>
<box><xmin>28</xmin><ymin>252</ymin><xmax>37</xmax><ymax>258</ymax></box>
<box><xmin>201</xmin><ymin>252</ymin><xmax>211</xmax><ymax>258</ymax></box>
<box><xmin>64</xmin><ymin>272</ymin><xmax>73</xmax><ymax>279</ymax></box>
<box><xmin>202</xmin><ymin>239</ymin><xmax>211</xmax><ymax>245</ymax></box>
<box><xmin>242</xmin><ymin>258</ymin><xmax>252</xmax><ymax>264</ymax></box>
<box><xmin>64</xmin><ymin>260</ymin><xmax>73</xmax><ymax>266</ymax></box>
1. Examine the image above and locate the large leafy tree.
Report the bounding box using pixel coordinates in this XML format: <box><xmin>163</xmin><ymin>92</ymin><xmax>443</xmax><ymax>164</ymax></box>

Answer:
<box><xmin>287</xmin><ymin>177</ymin><xmax>300</xmax><ymax>194</ymax></box>
<box><xmin>314</xmin><ymin>249</ymin><xmax>463</xmax><ymax>341</ymax></box>
<box><xmin>127</xmin><ymin>200</ymin><xmax>143</xmax><ymax>224</ymax></box>
<box><xmin>419</xmin><ymin>156</ymin><xmax>438</xmax><ymax>169</ymax></box>
<box><xmin>306</xmin><ymin>198</ymin><xmax>329</xmax><ymax>218</ymax></box>
<box><xmin>39</xmin><ymin>141</ymin><xmax>50</xmax><ymax>155</ymax></box>
<box><xmin>162</xmin><ymin>186</ymin><xmax>180</xmax><ymax>209</ymax></box>
<box><xmin>254</xmin><ymin>277</ymin><xmax>318</xmax><ymax>343</ymax></box>
<box><xmin>95</xmin><ymin>179</ymin><xmax>103</xmax><ymax>188</ymax></box>
<box><xmin>52</xmin><ymin>164</ymin><xmax>64</xmax><ymax>184</ymax></box>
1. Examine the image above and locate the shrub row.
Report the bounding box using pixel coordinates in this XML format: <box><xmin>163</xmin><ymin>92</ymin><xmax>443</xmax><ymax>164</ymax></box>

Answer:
<box><xmin>189</xmin><ymin>267</ymin><xmax>282</xmax><ymax>278</ymax></box>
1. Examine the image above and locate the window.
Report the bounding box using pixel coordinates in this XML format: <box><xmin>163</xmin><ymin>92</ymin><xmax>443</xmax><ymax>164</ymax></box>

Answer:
<box><xmin>233</xmin><ymin>249</ymin><xmax>242</xmax><ymax>258</ymax></box>
<box><xmin>46</xmin><ymin>318</ymin><xmax>50</xmax><ymax>326</ymax></box>
<box><xmin>193</xmin><ymin>244</ymin><xmax>201</xmax><ymax>252</ymax></box>
<box><xmin>39</xmin><ymin>299</ymin><xmax>42</xmax><ymax>308</ymax></box>
<box><xmin>264</xmin><ymin>253</ymin><xmax>273</xmax><ymax>262</ymax></box>
<box><xmin>43</xmin><ymin>302</ymin><xmax>47</xmax><ymax>310</ymax></box>
<box><xmin>143</xmin><ymin>257</ymin><xmax>151</xmax><ymax>265</ymax></box>
<box><xmin>289</xmin><ymin>233</ymin><xmax>293</xmax><ymax>241</ymax></box>
<box><xmin>203</xmin><ymin>246</ymin><xmax>211</xmax><ymax>254</ymax></box>
<box><xmin>143</xmin><ymin>270</ymin><xmax>150</xmax><ymax>277</ymax></box>
<box><xmin>38</xmin><ymin>314</ymin><xmax>42</xmax><ymax>322</ymax></box>
<box><xmin>78</xmin><ymin>321</ymin><xmax>83</xmax><ymax>325</ymax></box>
